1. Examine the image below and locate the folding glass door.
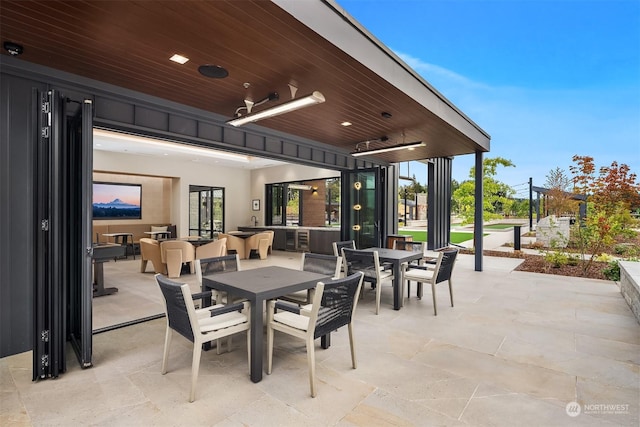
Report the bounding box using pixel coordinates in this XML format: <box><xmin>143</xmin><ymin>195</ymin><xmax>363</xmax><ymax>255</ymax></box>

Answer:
<box><xmin>189</xmin><ymin>185</ymin><xmax>224</xmax><ymax>237</ymax></box>
<box><xmin>341</xmin><ymin>168</ymin><xmax>385</xmax><ymax>249</ymax></box>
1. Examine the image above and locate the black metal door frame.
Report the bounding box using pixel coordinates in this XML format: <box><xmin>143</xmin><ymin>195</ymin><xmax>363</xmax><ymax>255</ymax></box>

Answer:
<box><xmin>33</xmin><ymin>90</ymin><xmax>93</xmax><ymax>380</ymax></box>
<box><xmin>340</xmin><ymin>167</ymin><xmax>385</xmax><ymax>248</ymax></box>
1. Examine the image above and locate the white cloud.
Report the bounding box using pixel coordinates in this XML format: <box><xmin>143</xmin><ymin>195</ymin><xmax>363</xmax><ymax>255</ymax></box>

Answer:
<box><xmin>394</xmin><ymin>50</ymin><xmax>640</xmax><ymax>188</ymax></box>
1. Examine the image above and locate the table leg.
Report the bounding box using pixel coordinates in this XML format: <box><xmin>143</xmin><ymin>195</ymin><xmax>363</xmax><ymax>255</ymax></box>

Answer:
<box><xmin>393</xmin><ymin>261</ymin><xmax>401</xmax><ymax>310</ymax></box>
<box><xmin>249</xmin><ymin>298</ymin><xmax>263</xmax><ymax>383</ymax></box>
<box><xmin>93</xmin><ymin>261</ymin><xmax>118</xmax><ymax>297</ymax></box>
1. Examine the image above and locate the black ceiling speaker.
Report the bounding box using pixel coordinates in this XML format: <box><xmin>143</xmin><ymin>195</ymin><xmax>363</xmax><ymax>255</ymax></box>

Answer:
<box><xmin>3</xmin><ymin>41</ymin><xmax>24</xmax><ymax>56</ymax></box>
<box><xmin>198</xmin><ymin>64</ymin><xmax>229</xmax><ymax>79</ymax></box>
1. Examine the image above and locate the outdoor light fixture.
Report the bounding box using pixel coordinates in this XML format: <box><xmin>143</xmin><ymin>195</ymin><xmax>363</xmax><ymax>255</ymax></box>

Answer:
<box><xmin>351</xmin><ymin>140</ymin><xmax>425</xmax><ymax>157</ymax></box>
<box><xmin>227</xmin><ymin>91</ymin><xmax>325</xmax><ymax>127</ymax></box>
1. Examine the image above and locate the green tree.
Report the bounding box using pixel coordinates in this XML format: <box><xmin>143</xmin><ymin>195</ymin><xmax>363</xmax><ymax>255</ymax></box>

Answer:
<box><xmin>452</xmin><ymin>157</ymin><xmax>516</xmax><ymax>224</ymax></box>
<box><xmin>398</xmin><ymin>174</ymin><xmax>427</xmax><ymax>201</ymax></box>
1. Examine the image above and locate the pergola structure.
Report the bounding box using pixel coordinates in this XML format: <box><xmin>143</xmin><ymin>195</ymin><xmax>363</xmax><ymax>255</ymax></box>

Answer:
<box><xmin>0</xmin><ymin>0</ymin><xmax>490</xmax><ymax>370</ymax></box>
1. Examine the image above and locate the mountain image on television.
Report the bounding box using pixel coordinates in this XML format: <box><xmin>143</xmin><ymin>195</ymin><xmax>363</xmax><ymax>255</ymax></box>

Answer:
<box><xmin>93</xmin><ymin>182</ymin><xmax>142</xmax><ymax>219</ymax></box>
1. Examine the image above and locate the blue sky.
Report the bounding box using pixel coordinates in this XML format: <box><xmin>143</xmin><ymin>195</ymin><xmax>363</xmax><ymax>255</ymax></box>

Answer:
<box><xmin>339</xmin><ymin>0</ymin><xmax>640</xmax><ymax>198</ymax></box>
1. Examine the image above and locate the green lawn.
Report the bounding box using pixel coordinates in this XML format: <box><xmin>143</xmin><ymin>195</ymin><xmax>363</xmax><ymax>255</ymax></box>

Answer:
<box><xmin>484</xmin><ymin>223</ymin><xmax>519</xmax><ymax>230</ymax></box>
<box><xmin>398</xmin><ymin>230</ymin><xmax>477</xmax><ymax>244</ymax></box>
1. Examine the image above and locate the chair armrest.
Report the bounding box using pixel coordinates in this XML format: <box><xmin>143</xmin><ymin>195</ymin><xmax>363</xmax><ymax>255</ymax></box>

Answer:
<box><xmin>274</xmin><ymin>301</ymin><xmax>301</xmax><ymax>315</ymax></box>
<box><xmin>404</xmin><ymin>264</ymin><xmax>435</xmax><ymax>272</ymax></box>
<box><xmin>192</xmin><ymin>291</ymin><xmax>213</xmax><ymax>301</ymax></box>
<box><xmin>208</xmin><ymin>301</ymin><xmax>245</xmax><ymax>317</ymax></box>
<box><xmin>380</xmin><ymin>262</ymin><xmax>393</xmax><ymax>271</ymax></box>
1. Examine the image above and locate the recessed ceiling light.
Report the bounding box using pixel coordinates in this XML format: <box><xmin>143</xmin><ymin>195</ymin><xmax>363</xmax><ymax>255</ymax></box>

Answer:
<box><xmin>341</xmin><ymin>121</ymin><xmax>352</xmax><ymax>127</ymax></box>
<box><xmin>170</xmin><ymin>54</ymin><xmax>189</xmax><ymax>64</ymax></box>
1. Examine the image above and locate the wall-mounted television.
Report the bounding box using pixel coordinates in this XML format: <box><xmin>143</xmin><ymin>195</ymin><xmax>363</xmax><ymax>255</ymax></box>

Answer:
<box><xmin>93</xmin><ymin>182</ymin><xmax>142</xmax><ymax>220</ymax></box>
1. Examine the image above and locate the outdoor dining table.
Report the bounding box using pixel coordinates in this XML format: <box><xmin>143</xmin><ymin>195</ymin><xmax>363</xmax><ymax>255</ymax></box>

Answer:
<box><xmin>202</xmin><ymin>266</ymin><xmax>331</xmax><ymax>383</ymax></box>
<box><xmin>362</xmin><ymin>247</ymin><xmax>424</xmax><ymax>310</ymax></box>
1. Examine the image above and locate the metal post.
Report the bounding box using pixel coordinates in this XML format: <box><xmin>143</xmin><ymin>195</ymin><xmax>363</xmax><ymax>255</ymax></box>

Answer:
<box><xmin>474</xmin><ymin>151</ymin><xmax>483</xmax><ymax>272</ymax></box>
<box><xmin>528</xmin><ymin>177</ymin><xmax>533</xmax><ymax>229</ymax></box>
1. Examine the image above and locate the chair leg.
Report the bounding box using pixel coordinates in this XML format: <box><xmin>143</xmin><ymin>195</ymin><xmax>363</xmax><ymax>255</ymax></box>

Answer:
<box><xmin>306</xmin><ymin>337</ymin><xmax>316</xmax><ymax>397</ymax></box>
<box><xmin>431</xmin><ymin>282</ymin><xmax>438</xmax><ymax>316</ymax></box>
<box><xmin>449</xmin><ymin>279</ymin><xmax>454</xmax><ymax>307</ymax></box>
<box><xmin>348</xmin><ymin>323</ymin><xmax>357</xmax><ymax>369</ymax></box>
<box><xmin>165</xmin><ymin>249</ymin><xmax>182</xmax><ymax>278</ymax></box>
<box><xmin>189</xmin><ymin>341</ymin><xmax>202</xmax><ymax>402</ymax></box>
<box><xmin>246</xmin><ymin>330</ymin><xmax>251</xmax><ymax>372</ymax></box>
<box><xmin>266</xmin><ymin>326</ymin><xmax>274</xmax><ymax>375</ymax></box>
<box><xmin>161</xmin><ymin>326</ymin><xmax>172</xmax><ymax>374</ymax></box>
<box><xmin>140</xmin><ymin>259</ymin><xmax>148</xmax><ymax>273</ymax></box>
<box><xmin>417</xmin><ymin>282</ymin><xmax>423</xmax><ymax>300</ymax></box>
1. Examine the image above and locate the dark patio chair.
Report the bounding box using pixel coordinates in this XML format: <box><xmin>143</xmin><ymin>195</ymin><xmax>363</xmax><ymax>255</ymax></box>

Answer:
<box><xmin>155</xmin><ymin>274</ymin><xmax>250</xmax><ymax>402</ymax></box>
<box><xmin>195</xmin><ymin>254</ymin><xmax>241</xmax><ymax>306</ymax></box>
<box><xmin>266</xmin><ymin>272</ymin><xmax>364</xmax><ymax>397</ymax></box>
<box><xmin>341</xmin><ymin>248</ymin><xmax>393</xmax><ymax>314</ymax></box>
<box><xmin>400</xmin><ymin>249</ymin><xmax>458</xmax><ymax>315</ymax></box>
<box><xmin>280</xmin><ymin>253</ymin><xmax>342</xmax><ymax>305</ymax></box>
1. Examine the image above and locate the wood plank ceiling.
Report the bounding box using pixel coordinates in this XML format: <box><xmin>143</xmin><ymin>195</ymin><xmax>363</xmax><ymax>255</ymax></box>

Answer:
<box><xmin>0</xmin><ymin>0</ymin><xmax>489</xmax><ymax>164</ymax></box>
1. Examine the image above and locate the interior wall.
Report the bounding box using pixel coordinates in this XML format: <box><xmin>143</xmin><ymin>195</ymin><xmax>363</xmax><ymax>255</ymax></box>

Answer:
<box><xmin>249</xmin><ymin>164</ymin><xmax>339</xmax><ymax>226</ymax></box>
<box><xmin>93</xmin><ymin>150</ymin><xmax>251</xmax><ymax>233</ymax></box>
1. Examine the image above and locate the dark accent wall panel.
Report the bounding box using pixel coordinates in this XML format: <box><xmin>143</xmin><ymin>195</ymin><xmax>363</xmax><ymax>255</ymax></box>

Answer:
<box><xmin>0</xmin><ymin>73</ymin><xmax>43</xmax><ymax>357</ymax></box>
<box><xmin>245</xmin><ymin>133</ymin><xmax>264</xmax><ymax>151</ymax></box>
<box><xmin>282</xmin><ymin>141</ymin><xmax>298</xmax><ymax>157</ymax></box>
<box><xmin>312</xmin><ymin>148</ymin><xmax>324</xmax><ymax>163</ymax></box>
<box><xmin>223</xmin><ymin>127</ymin><xmax>244</xmax><ymax>146</ymax></box>
<box><xmin>169</xmin><ymin>115</ymin><xmax>197</xmax><ymax>136</ymax></box>
<box><xmin>135</xmin><ymin>106</ymin><xmax>169</xmax><ymax>131</ymax></box>
<box><xmin>298</xmin><ymin>146</ymin><xmax>312</xmax><ymax>161</ymax></box>
<box><xmin>427</xmin><ymin>157</ymin><xmax>452</xmax><ymax>250</ymax></box>
<box><xmin>198</xmin><ymin>122</ymin><xmax>223</xmax><ymax>141</ymax></box>
<box><xmin>265</xmin><ymin>137</ymin><xmax>282</xmax><ymax>154</ymax></box>
<box><xmin>95</xmin><ymin>97</ymin><xmax>135</xmax><ymax>123</ymax></box>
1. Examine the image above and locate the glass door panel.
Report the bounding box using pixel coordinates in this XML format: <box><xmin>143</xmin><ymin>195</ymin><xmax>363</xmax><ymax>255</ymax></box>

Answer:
<box><xmin>341</xmin><ymin>169</ymin><xmax>381</xmax><ymax>249</ymax></box>
<box><xmin>189</xmin><ymin>186</ymin><xmax>224</xmax><ymax>237</ymax></box>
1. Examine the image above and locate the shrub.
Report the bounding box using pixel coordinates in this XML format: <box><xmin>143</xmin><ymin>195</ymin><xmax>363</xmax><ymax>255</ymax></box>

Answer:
<box><xmin>602</xmin><ymin>260</ymin><xmax>621</xmax><ymax>281</ymax></box>
<box><xmin>594</xmin><ymin>253</ymin><xmax>615</xmax><ymax>263</ymax></box>
<box><xmin>567</xmin><ymin>254</ymin><xmax>580</xmax><ymax>266</ymax></box>
<box><xmin>544</xmin><ymin>251</ymin><xmax>568</xmax><ymax>268</ymax></box>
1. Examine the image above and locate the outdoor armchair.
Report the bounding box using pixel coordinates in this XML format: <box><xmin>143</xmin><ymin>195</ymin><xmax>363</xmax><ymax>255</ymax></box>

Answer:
<box><xmin>400</xmin><ymin>249</ymin><xmax>458</xmax><ymax>315</ymax></box>
<box><xmin>266</xmin><ymin>272</ymin><xmax>364</xmax><ymax>397</ymax></box>
<box><xmin>341</xmin><ymin>248</ymin><xmax>393</xmax><ymax>314</ymax></box>
<box><xmin>155</xmin><ymin>274</ymin><xmax>250</xmax><ymax>402</ymax></box>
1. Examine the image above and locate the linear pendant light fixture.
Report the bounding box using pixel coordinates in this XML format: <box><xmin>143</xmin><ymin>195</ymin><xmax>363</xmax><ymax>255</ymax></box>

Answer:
<box><xmin>227</xmin><ymin>91</ymin><xmax>325</xmax><ymax>127</ymax></box>
<box><xmin>351</xmin><ymin>140</ymin><xmax>425</xmax><ymax>157</ymax></box>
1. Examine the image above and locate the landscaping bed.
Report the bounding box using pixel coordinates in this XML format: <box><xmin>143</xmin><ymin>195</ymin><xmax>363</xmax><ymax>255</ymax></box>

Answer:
<box><xmin>459</xmin><ymin>248</ymin><xmax>610</xmax><ymax>280</ymax></box>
